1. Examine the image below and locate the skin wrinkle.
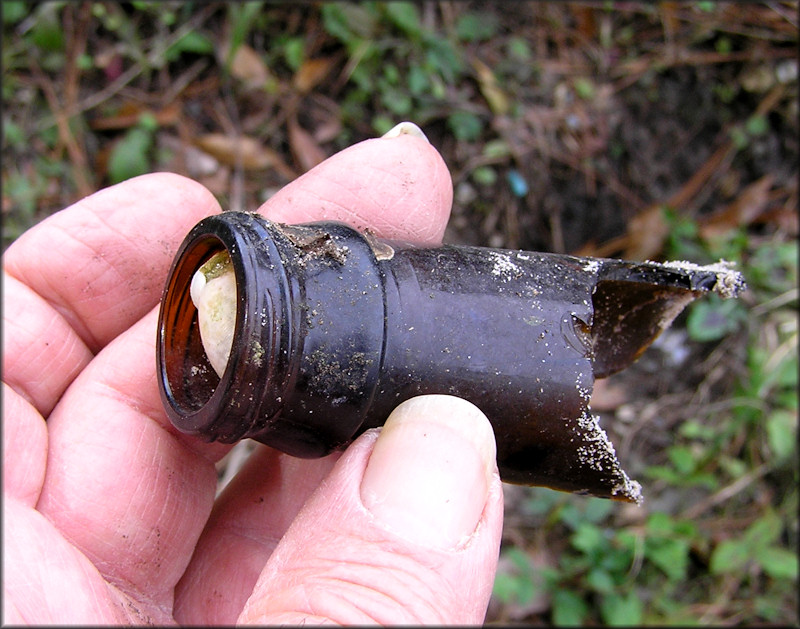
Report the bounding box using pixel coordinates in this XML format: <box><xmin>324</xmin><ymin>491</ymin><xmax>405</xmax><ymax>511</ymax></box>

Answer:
<box><xmin>305</xmin><ymin>582</ymin><xmax>412</xmax><ymax>625</ymax></box>
<box><xmin>295</xmin><ymin>171</ymin><xmax>435</xmax><ymax>243</ymax></box>
<box><xmin>2</xmin><ymin>388</ymin><xmax>47</xmax><ymax>505</ymax></box>
<box><xmin>252</xmin><ymin>567</ymin><xmax>444</xmax><ymax>625</ymax></box>
<box><xmin>242</xmin><ymin>429</ymin><xmax>497</xmax><ymax>625</ymax></box>
<box><xmin>5</xmin><ymin>174</ymin><xmax>220</xmax><ymax>353</ymax></box>
<box><xmin>8</xmin><ymin>220</ymin><xmax>112</xmax><ymax>350</ymax></box>
<box><xmin>66</xmin><ymin>431</ymin><xmax>202</xmax><ymax>612</ymax></box>
<box><xmin>2</xmin><ymin>275</ymin><xmax>93</xmax><ymax>415</ymax></box>
<box><xmin>40</xmin><ymin>380</ymin><xmax>216</xmax><ymax>610</ymax></box>
<box><xmin>6</xmin><ymin>500</ymin><xmax>130</xmax><ymax>624</ymax></box>
<box><xmin>316</xmin><ymin>551</ymin><xmax>447</xmax><ymax>622</ymax></box>
<box><xmin>350</xmin><ymin>160</ymin><xmax>439</xmax><ymax>240</ymax></box>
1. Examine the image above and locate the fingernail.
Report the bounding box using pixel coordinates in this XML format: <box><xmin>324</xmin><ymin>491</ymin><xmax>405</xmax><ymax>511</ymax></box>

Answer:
<box><xmin>360</xmin><ymin>395</ymin><xmax>496</xmax><ymax>549</ymax></box>
<box><xmin>380</xmin><ymin>121</ymin><xmax>429</xmax><ymax>143</ymax></box>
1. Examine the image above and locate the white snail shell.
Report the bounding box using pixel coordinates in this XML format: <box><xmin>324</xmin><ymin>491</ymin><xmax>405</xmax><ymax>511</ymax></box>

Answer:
<box><xmin>190</xmin><ymin>251</ymin><xmax>236</xmax><ymax>378</ymax></box>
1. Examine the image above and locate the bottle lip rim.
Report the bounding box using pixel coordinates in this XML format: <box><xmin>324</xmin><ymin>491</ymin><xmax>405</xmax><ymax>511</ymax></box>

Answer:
<box><xmin>157</xmin><ymin>212</ymin><xmax>290</xmax><ymax>442</ymax></box>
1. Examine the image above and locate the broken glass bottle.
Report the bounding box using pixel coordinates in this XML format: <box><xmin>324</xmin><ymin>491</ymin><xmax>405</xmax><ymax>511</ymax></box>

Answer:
<box><xmin>157</xmin><ymin>211</ymin><xmax>745</xmax><ymax>503</ymax></box>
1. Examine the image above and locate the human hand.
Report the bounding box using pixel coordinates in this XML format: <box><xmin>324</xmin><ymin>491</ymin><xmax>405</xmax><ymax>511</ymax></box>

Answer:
<box><xmin>3</xmin><ymin>126</ymin><xmax>504</xmax><ymax>625</ymax></box>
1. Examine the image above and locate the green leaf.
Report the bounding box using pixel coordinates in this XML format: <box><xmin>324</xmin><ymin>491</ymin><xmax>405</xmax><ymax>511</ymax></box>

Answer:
<box><xmin>371</xmin><ymin>115</ymin><xmax>395</xmax><ymax>136</ymax></box>
<box><xmin>3</xmin><ymin>118</ymin><xmax>24</xmax><ymax>148</ymax></box>
<box><xmin>552</xmin><ymin>589</ymin><xmax>588</xmax><ymax>626</ymax></box>
<box><xmin>766</xmin><ymin>410</ymin><xmax>797</xmax><ymax>461</ymax></box>
<box><xmin>407</xmin><ymin>64</ymin><xmax>429</xmax><ymax>95</ymax></box>
<box><xmin>381</xmin><ymin>88</ymin><xmax>412</xmax><ymax>116</ymax></box>
<box><xmin>646</xmin><ymin>511</ymin><xmax>675</xmax><ymax>534</ymax></box>
<box><xmin>455</xmin><ymin>12</ymin><xmax>498</xmax><ymax>42</ymax></box>
<box><xmin>108</xmin><ymin>127</ymin><xmax>153</xmax><ymax>184</ymax></box>
<box><xmin>447</xmin><ymin>111</ymin><xmax>483</xmax><ymax>142</ymax></box>
<box><xmin>710</xmin><ymin>538</ymin><xmax>751</xmax><ymax>574</ymax></box>
<box><xmin>744</xmin><ymin>510</ymin><xmax>782</xmax><ymax>547</ymax></box>
<box><xmin>2</xmin><ymin>1</ymin><xmax>28</xmax><ymax>25</ymax></box>
<box><xmin>321</xmin><ymin>3</ymin><xmax>376</xmax><ymax>42</ymax></box>
<box><xmin>667</xmin><ymin>445</ymin><xmax>696</xmax><ymax>475</ymax></box>
<box><xmin>508</xmin><ymin>37</ymin><xmax>532</xmax><ymax>61</ymax></box>
<box><xmin>482</xmin><ymin>139</ymin><xmax>511</xmax><ymax>159</ymax></box>
<box><xmin>29</xmin><ymin>4</ymin><xmax>65</xmax><ymax>52</ymax></box>
<box><xmin>493</xmin><ymin>547</ymin><xmax>550</xmax><ymax>606</ymax></box>
<box><xmin>746</xmin><ymin>115</ymin><xmax>769</xmax><ymax>136</ymax></box>
<box><xmin>647</xmin><ymin>538</ymin><xmax>690</xmax><ymax>581</ymax></box>
<box><xmin>686</xmin><ymin>297</ymin><xmax>745</xmax><ymax>342</ymax></box>
<box><xmin>283</xmin><ymin>37</ymin><xmax>305</xmax><ymax>71</ymax></box>
<box><xmin>166</xmin><ymin>30</ymin><xmax>214</xmax><ymax>62</ymax></box>
<box><xmin>582</xmin><ymin>496</ymin><xmax>614</xmax><ymax>523</ymax></box>
<box><xmin>471</xmin><ymin>166</ymin><xmax>497</xmax><ymax>186</ymax></box>
<box><xmin>678</xmin><ymin>419</ymin><xmax>717</xmax><ymax>440</ymax></box>
<box><xmin>600</xmin><ymin>592</ymin><xmax>644</xmax><ymax>626</ymax></box>
<box><xmin>492</xmin><ymin>572</ymin><xmax>519</xmax><ymax>604</ymax></box>
<box><xmin>384</xmin><ymin>2</ymin><xmax>422</xmax><ymax>37</ymax></box>
<box><xmin>574</xmin><ymin>77</ymin><xmax>596</xmax><ymax>100</ymax></box>
<box><xmin>730</xmin><ymin>126</ymin><xmax>749</xmax><ymax>149</ymax></box>
<box><xmin>758</xmin><ymin>546</ymin><xmax>799</xmax><ymax>580</ymax></box>
<box><xmin>226</xmin><ymin>2</ymin><xmax>264</xmax><ymax>65</ymax></box>
<box><xmin>644</xmin><ymin>464</ymin><xmax>682</xmax><ymax>484</ymax></box>
<box><xmin>137</xmin><ymin>111</ymin><xmax>159</xmax><ymax>132</ymax></box>
<box><xmin>571</xmin><ymin>522</ymin><xmax>604</xmax><ymax>554</ymax></box>
<box><xmin>586</xmin><ymin>568</ymin><xmax>616</xmax><ymax>593</ymax></box>
<box><xmin>424</xmin><ymin>37</ymin><xmax>463</xmax><ymax>83</ymax></box>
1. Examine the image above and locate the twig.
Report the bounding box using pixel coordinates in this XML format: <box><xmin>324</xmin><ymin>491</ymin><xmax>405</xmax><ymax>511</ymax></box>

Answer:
<box><xmin>33</xmin><ymin>4</ymin><xmax>219</xmax><ymax>135</ymax></box>
<box><xmin>680</xmin><ymin>463</ymin><xmax>771</xmax><ymax>520</ymax></box>
<box><xmin>161</xmin><ymin>58</ymin><xmax>211</xmax><ymax>104</ymax></box>
<box><xmin>29</xmin><ymin>59</ymin><xmax>94</xmax><ymax>198</ymax></box>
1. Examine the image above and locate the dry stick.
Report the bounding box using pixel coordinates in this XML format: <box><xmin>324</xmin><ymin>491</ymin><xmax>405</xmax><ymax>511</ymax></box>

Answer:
<box><xmin>589</xmin><ymin>83</ymin><xmax>787</xmax><ymax>259</ymax></box>
<box><xmin>63</xmin><ymin>3</ymin><xmax>94</xmax><ymax>195</ymax></box>
<box><xmin>63</xmin><ymin>3</ymin><xmax>91</xmax><ymax>115</ymax></box>
<box><xmin>681</xmin><ymin>463</ymin><xmax>771</xmax><ymax>521</ymax></box>
<box><xmin>33</xmin><ymin>4</ymin><xmax>219</xmax><ymax>136</ymax></box>
<box><xmin>612</xmin><ymin>47</ymin><xmax>797</xmax><ymax>93</ymax></box>
<box><xmin>161</xmin><ymin>58</ymin><xmax>211</xmax><ymax>105</ymax></box>
<box><xmin>29</xmin><ymin>60</ymin><xmax>94</xmax><ymax>199</ymax></box>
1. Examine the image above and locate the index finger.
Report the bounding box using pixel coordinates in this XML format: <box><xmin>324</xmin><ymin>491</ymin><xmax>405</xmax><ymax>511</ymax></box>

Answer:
<box><xmin>4</xmin><ymin>173</ymin><xmax>223</xmax><ymax>353</ymax></box>
<box><xmin>258</xmin><ymin>133</ymin><xmax>452</xmax><ymax>244</ymax></box>
<box><xmin>2</xmin><ymin>173</ymin><xmax>222</xmax><ymax>415</ymax></box>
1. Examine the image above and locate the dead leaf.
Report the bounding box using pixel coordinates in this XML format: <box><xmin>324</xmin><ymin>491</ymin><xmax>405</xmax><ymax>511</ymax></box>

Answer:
<box><xmin>90</xmin><ymin>102</ymin><xmax>180</xmax><ymax>130</ymax></box>
<box><xmin>314</xmin><ymin>116</ymin><xmax>342</xmax><ymax>144</ymax></box>
<box><xmin>590</xmin><ymin>379</ymin><xmax>629</xmax><ymax>412</ymax></box>
<box><xmin>623</xmin><ymin>204</ymin><xmax>672</xmax><ymax>261</ymax></box>
<box><xmin>229</xmin><ymin>44</ymin><xmax>273</xmax><ymax>88</ymax></box>
<box><xmin>288</xmin><ymin>118</ymin><xmax>327</xmax><ymax>173</ymax></box>
<box><xmin>472</xmin><ymin>57</ymin><xmax>509</xmax><ymax>116</ymax></box>
<box><xmin>193</xmin><ymin>133</ymin><xmax>296</xmax><ymax>178</ymax></box>
<box><xmin>293</xmin><ymin>57</ymin><xmax>335</xmax><ymax>94</ymax></box>
<box><xmin>699</xmin><ymin>174</ymin><xmax>774</xmax><ymax>239</ymax></box>
<box><xmin>570</xmin><ymin>5</ymin><xmax>597</xmax><ymax>41</ymax></box>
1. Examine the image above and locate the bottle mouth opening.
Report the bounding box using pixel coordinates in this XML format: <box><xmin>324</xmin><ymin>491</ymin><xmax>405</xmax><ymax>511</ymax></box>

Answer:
<box><xmin>158</xmin><ymin>212</ymin><xmax>294</xmax><ymax>443</ymax></box>
<box><xmin>158</xmin><ymin>232</ymin><xmax>230</xmax><ymax>425</ymax></box>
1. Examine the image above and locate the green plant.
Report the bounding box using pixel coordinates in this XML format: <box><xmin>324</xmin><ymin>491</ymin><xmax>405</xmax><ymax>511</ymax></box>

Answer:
<box><xmin>107</xmin><ymin>112</ymin><xmax>160</xmax><ymax>184</ymax></box>
<box><xmin>318</xmin><ymin>2</ymin><xmax>483</xmax><ymax>139</ymax></box>
<box><xmin>493</xmin><ymin>212</ymin><xmax>797</xmax><ymax>624</ymax></box>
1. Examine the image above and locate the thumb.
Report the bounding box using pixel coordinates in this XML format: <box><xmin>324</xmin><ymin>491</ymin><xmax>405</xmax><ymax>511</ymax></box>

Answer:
<box><xmin>238</xmin><ymin>395</ymin><xmax>504</xmax><ymax>625</ymax></box>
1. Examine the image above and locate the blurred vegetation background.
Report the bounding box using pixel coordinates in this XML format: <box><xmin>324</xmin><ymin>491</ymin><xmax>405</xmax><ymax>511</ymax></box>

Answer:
<box><xmin>3</xmin><ymin>1</ymin><xmax>797</xmax><ymax>625</ymax></box>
